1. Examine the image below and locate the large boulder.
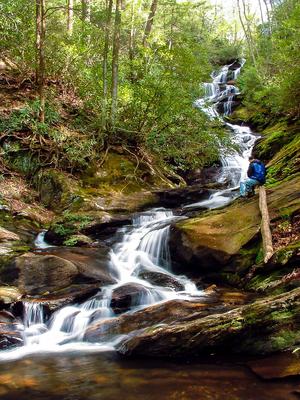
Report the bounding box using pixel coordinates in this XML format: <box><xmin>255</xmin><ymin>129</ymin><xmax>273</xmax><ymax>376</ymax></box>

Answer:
<box><xmin>15</xmin><ymin>253</ymin><xmax>79</xmax><ymax>295</ymax></box>
<box><xmin>136</xmin><ymin>267</ymin><xmax>185</xmax><ymax>291</ymax></box>
<box><xmin>116</xmin><ymin>287</ymin><xmax>300</xmax><ymax>358</ymax></box>
<box><xmin>84</xmin><ymin>299</ymin><xmax>210</xmax><ymax>343</ymax></box>
<box><xmin>1</xmin><ymin>247</ymin><xmax>115</xmax><ymax>296</ymax></box>
<box><xmin>170</xmin><ymin>199</ymin><xmax>261</xmax><ymax>270</ymax></box>
<box><xmin>170</xmin><ymin>176</ymin><xmax>300</xmax><ymax>272</ymax></box>
<box><xmin>110</xmin><ymin>283</ymin><xmax>160</xmax><ymax>314</ymax></box>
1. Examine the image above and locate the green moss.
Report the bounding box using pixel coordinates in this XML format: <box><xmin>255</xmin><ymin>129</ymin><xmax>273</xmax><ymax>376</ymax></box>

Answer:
<box><xmin>270</xmin><ymin>310</ymin><xmax>294</xmax><ymax>322</ymax></box>
<box><xmin>271</xmin><ymin>330</ymin><xmax>300</xmax><ymax>351</ymax></box>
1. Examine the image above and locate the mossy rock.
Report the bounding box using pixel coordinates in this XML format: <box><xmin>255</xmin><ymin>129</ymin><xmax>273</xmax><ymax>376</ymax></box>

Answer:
<box><xmin>34</xmin><ymin>169</ymin><xmax>81</xmax><ymax>211</ymax></box>
<box><xmin>170</xmin><ymin>176</ymin><xmax>300</xmax><ymax>274</ymax></box>
<box><xmin>170</xmin><ymin>198</ymin><xmax>261</xmax><ymax>270</ymax></box>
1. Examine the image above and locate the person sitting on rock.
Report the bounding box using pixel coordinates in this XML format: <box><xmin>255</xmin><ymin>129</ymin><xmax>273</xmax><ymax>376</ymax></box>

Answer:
<box><xmin>240</xmin><ymin>156</ymin><xmax>266</xmax><ymax>197</ymax></box>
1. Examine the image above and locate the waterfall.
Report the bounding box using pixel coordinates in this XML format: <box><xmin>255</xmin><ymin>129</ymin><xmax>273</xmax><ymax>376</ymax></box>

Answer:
<box><xmin>23</xmin><ymin>302</ymin><xmax>45</xmax><ymax>327</ymax></box>
<box><xmin>195</xmin><ymin>59</ymin><xmax>257</xmax><ymax>188</ymax></box>
<box><xmin>0</xmin><ymin>59</ymin><xmax>256</xmax><ymax>360</ymax></box>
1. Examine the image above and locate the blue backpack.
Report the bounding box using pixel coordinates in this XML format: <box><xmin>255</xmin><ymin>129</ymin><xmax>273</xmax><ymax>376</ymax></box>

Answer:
<box><xmin>251</xmin><ymin>161</ymin><xmax>266</xmax><ymax>184</ymax></box>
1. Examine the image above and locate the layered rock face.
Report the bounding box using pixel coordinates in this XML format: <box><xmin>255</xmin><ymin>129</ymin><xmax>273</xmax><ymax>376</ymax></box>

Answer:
<box><xmin>170</xmin><ymin>176</ymin><xmax>300</xmax><ymax>275</ymax></box>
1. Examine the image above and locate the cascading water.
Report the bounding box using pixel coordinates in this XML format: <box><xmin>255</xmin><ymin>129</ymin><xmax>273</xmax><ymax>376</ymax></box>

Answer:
<box><xmin>0</xmin><ymin>59</ymin><xmax>257</xmax><ymax>360</ymax></box>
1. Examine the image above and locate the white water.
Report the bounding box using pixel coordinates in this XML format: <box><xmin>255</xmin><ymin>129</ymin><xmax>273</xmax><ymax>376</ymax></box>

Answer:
<box><xmin>34</xmin><ymin>230</ymin><xmax>55</xmax><ymax>249</ymax></box>
<box><xmin>0</xmin><ymin>59</ymin><xmax>256</xmax><ymax>360</ymax></box>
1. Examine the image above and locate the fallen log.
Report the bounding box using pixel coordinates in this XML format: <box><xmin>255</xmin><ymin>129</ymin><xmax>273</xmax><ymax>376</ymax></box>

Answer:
<box><xmin>259</xmin><ymin>186</ymin><xmax>274</xmax><ymax>263</ymax></box>
<box><xmin>117</xmin><ymin>287</ymin><xmax>300</xmax><ymax>358</ymax></box>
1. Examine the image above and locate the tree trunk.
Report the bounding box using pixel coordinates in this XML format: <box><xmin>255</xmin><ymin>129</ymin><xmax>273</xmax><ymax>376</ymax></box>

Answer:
<box><xmin>36</xmin><ymin>0</ymin><xmax>46</xmax><ymax>123</ymax></box>
<box><xmin>67</xmin><ymin>0</ymin><xmax>74</xmax><ymax>34</ymax></box>
<box><xmin>237</xmin><ymin>0</ymin><xmax>256</xmax><ymax>67</ymax></box>
<box><xmin>259</xmin><ymin>186</ymin><xmax>274</xmax><ymax>263</ymax></box>
<box><xmin>142</xmin><ymin>0</ymin><xmax>158</xmax><ymax>47</ymax></box>
<box><xmin>102</xmin><ymin>0</ymin><xmax>113</xmax><ymax>130</ymax></box>
<box><xmin>82</xmin><ymin>0</ymin><xmax>91</xmax><ymax>22</ymax></box>
<box><xmin>258</xmin><ymin>0</ymin><xmax>265</xmax><ymax>24</ymax></box>
<box><xmin>111</xmin><ymin>0</ymin><xmax>121</xmax><ymax>129</ymax></box>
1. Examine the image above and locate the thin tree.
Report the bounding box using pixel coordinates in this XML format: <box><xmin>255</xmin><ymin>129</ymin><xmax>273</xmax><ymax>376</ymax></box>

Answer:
<box><xmin>237</xmin><ymin>0</ymin><xmax>256</xmax><ymax>66</ymax></box>
<box><xmin>67</xmin><ymin>0</ymin><xmax>74</xmax><ymax>34</ymax></box>
<box><xmin>36</xmin><ymin>0</ymin><xmax>46</xmax><ymax>123</ymax></box>
<box><xmin>142</xmin><ymin>0</ymin><xmax>158</xmax><ymax>47</ymax></box>
<box><xmin>111</xmin><ymin>0</ymin><xmax>121</xmax><ymax>129</ymax></box>
<box><xmin>82</xmin><ymin>0</ymin><xmax>91</xmax><ymax>22</ymax></box>
<box><xmin>102</xmin><ymin>0</ymin><xmax>113</xmax><ymax>130</ymax></box>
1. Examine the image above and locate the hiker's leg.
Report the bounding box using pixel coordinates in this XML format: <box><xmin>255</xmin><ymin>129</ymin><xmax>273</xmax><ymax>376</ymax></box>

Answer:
<box><xmin>245</xmin><ymin>178</ymin><xmax>260</xmax><ymax>196</ymax></box>
<box><xmin>240</xmin><ymin>181</ymin><xmax>247</xmax><ymax>197</ymax></box>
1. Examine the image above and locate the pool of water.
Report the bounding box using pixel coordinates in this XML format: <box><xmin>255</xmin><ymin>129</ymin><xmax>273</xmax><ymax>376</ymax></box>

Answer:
<box><xmin>0</xmin><ymin>352</ymin><xmax>299</xmax><ymax>400</ymax></box>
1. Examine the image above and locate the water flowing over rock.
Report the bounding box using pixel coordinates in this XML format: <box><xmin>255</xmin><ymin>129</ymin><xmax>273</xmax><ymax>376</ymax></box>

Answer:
<box><xmin>0</xmin><ymin>59</ymin><xmax>272</xmax><ymax>360</ymax></box>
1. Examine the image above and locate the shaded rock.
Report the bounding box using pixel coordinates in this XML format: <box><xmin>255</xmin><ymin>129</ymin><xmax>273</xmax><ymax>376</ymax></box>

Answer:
<box><xmin>41</xmin><ymin>247</ymin><xmax>115</xmax><ymax>286</ymax></box>
<box><xmin>110</xmin><ymin>283</ymin><xmax>156</xmax><ymax>314</ymax></box>
<box><xmin>0</xmin><ymin>247</ymin><xmax>115</xmax><ymax>297</ymax></box>
<box><xmin>0</xmin><ymin>310</ymin><xmax>17</xmax><ymax>323</ymax></box>
<box><xmin>116</xmin><ymin>287</ymin><xmax>300</xmax><ymax>358</ymax></box>
<box><xmin>23</xmin><ymin>284</ymin><xmax>101</xmax><ymax>313</ymax></box>
<box><xmin>154</xmin><ymin>185</ymin><xmax>210</xmax><ymax>208</ymax></box>
<box><xmin>0</xmin><ymin>322</ymin><xmax>23</xmax><ymax>349</ymax></box>
<box><xmin>136</xmin><ymin>269</ymin><xmax>184</xmax><ymax>291</ymax></box>
<box><xmin>65</xmin><ymin>234</ymin><xmax>93</xmax><ymax>246</ymax></box>
<box><xmin>15</xmin><ymin>253</ymin><xmax>79</xmax><ymax>295</ymax></box>
<box><xmin>82</xmin><ymin>215</ymin><xmax>131</xmax><ymax>239</ymax></box>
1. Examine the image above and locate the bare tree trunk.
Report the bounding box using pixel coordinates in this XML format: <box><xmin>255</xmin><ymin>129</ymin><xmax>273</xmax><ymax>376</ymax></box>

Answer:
<box><xmin>142</xmin><ymin>0</ymin><xmax>158</xmax><ymax>47</ymax></box>
<box><xmin>237</xmin><ymin>0</ymin><xmax>256</xmax><ymax>67</ymax></box>
<box><xmin>111</xmin><ymin>0</ymin><xmax>121</xmax><ymax>129</ymax></box>
<box><xmin>259</xmin><ymin>186</ymin><xmax>274</xmax><ymax>263</ymax></box>
<box><xmin>258</xmin><ymin>0</ymin><xmax>265</xmax><ymax>23</ymax></box>
<box><xmin>67</xmin><ymin>0</ymin><xmax>74</xmax><ymax>34</ymax></box>
<box><xmin>82</xmin><ymin>0</ymin><xmax>91</xmax><ymax>22</ymax></box>
<box><xmin>36</xmin><ymin>0</ymin><xmax>46</xmax><ymax>123</ymax></box>
<box><xmin>102</xmin><ymin>0</ymin><xmax>113</xmax><ymax>130</ymax></box>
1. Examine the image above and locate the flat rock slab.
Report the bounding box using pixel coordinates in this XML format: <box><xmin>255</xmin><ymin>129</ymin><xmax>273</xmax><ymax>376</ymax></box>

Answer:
<box><xmin>248</xmin><ymin>352</ymin><xmax>300</xmax><ymax>379</ymax></box>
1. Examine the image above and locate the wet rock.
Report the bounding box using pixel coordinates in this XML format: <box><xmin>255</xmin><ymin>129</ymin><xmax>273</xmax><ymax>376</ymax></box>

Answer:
<box><xmin>136</xmin><ymin>268</ymin><xmax>184</xmax><ymax>291</ymax></box>
<box><xmin>154</xmin><ymin>185</ymin><xmax>210</xmax><ymax>208</ymax></box>
<box><xmin>85</xmin><ymin>299</ymin><xmax>210</xmax><ymax>342</ymax></box>
<box><xmin>0</xmin><ymin>310</ymin><xmax>17</xmax><ymax>323</ymax></box>
<box><xmin>116</xmin><ymin>287</ymin><xmax>300</xmax><ymax>358</ymax></box>
<box><xmin>0</xmin><ymin>322</ymin><xmax>23</xmax><ymax>349</ymax></box>
<box><xmin>27</xmin><ymin>284</ymin><xmax>101</xmax><ymax>313</ymax></box>
<box><xmin>110</xmin><ymin>283</ymin><xmax>155</xmax><ymax>314</ymax></box>
<box><xmin>247</xmin><ymin>352</ymin><xmax>300</xmax><ymax>379</ymax></box>
<box><xmin>82</xmin><ymin>215</ymin><xmax>131</xmax><ymax>239</ymax></box>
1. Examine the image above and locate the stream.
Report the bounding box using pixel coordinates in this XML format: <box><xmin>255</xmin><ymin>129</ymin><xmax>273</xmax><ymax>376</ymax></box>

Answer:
<box><xmin>1</xmin><ymin>61</ymin><xmax>297</xmax><ymax>399</ymax></box>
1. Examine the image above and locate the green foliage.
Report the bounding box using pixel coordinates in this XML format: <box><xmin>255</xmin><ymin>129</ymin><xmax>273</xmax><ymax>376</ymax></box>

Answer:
<box><xmin>239</xmin><ymin>0</ymin><xmax>300</xmax><ymax>118</ymax></box>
